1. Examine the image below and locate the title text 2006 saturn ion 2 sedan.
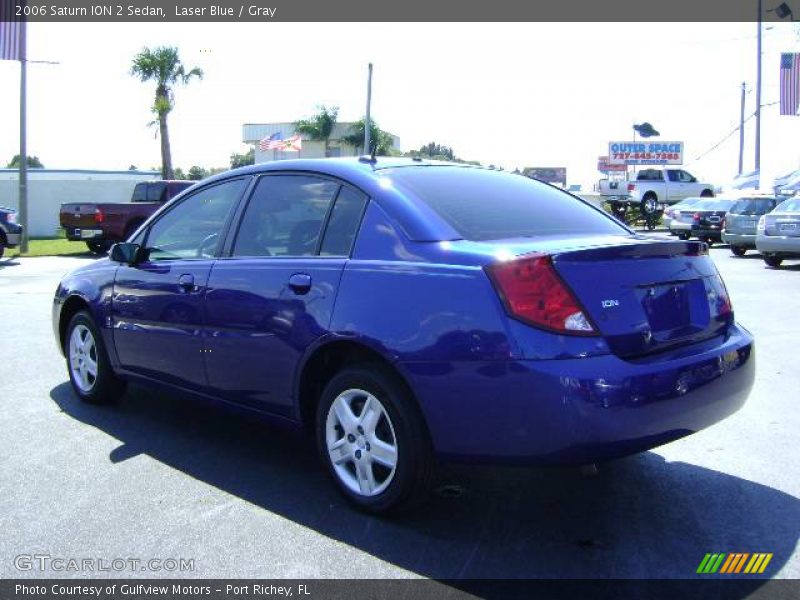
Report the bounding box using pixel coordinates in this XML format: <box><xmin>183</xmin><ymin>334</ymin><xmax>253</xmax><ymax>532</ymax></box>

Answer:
<box><xmin>53</xmin><ymin>158</ymin><xmax>754</xmax><ymax>514</ymax></box>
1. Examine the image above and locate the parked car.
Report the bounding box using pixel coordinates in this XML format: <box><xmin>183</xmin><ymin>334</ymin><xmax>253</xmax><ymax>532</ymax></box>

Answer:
<box><xmin>0</xmin><ymin>205</ymin><xmax>23</xmax><ymax>258</ymax></box>
<box><xmin>688</xmin><ymin>197</ymin><xmax>737</xmax><ymax>244</ymax></box>
<box><xmin>52</xmin><ymin>158</ymin><xmax>755</xmax><ymax>514</ymax></box>
<box><xmin>59</xmin><ymin>180</ymin><xmax>195</xmax><ymax>254</ymax></box>
<box><xmin>723</xmin><ymin>195</ymin><xmax>783</xmax><ymax>256</ymax></box>
<box><xmin>664</xmin><ymin>197</ymin><xmax>704</xmax><ymax>236</ymax></box>
<box><xmin>602</xmin><ymin>168</ymin><xmax>715</xmax><ymax>216</ymax></box>
<box><xmin>756</xmin><ymin>197</ymin><xmax>800</xmax><ymax>268</ymax></box>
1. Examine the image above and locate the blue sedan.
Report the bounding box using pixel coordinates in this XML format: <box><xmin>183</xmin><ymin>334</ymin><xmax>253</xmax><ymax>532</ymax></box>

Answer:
<box><xmin>53</xmin><ymin>158</ymin><xmax>755</xmax><ymax>514</ymax></box>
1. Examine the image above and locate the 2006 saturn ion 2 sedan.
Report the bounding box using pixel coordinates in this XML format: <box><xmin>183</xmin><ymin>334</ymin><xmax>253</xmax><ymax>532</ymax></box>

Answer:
<box><xmin>53</xmin><ymin>158</ymin><xmax>755</xmax><ymax>514</ymax></box>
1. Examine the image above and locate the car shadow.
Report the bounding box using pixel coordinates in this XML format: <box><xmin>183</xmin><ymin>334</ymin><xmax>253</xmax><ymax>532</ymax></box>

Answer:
<box><xmin>0</xmin><ymin>257</ymin><xmax>21</xmax><ymax>268</ymax></box>
<box><xmin>50</xmin><ymin>382</ymin><xmax>799</xmax><ymax>583</ymax></box>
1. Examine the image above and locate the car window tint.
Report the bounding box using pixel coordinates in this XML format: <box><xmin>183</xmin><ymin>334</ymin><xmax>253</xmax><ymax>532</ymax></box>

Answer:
<box><xmin>131</xmin><ymin>183</ymin><xmax>147</xmax><ymax>202</ymax></box>
<box><xmin>730</xmin><ymin>197</ymin><xmax>777</xmax><ymax>215</ymax></box>
<box><xmin>233</xmin><ymin>175</ymin><xmax>339</xmax><ymax>257</ymax></box>
<box><xmin>386</xmin><ymin>167</ymin><xmax>628</xmax><ymax>241</ymax></box>
<box><xmin>320</xmin><ymin>187</ymin><xmax>368</xmax><ymax>256</ymax></box>
<box><xmin>666</xmin><ymin>170</ymin><xmax>680</xmax><ymax>182</ymax></box>
<box><xmin>146</xmin><ymin>178</ymin><xmax>247</xmax><ymax>261</ymax></box>
<box><xmin>146</xmin><ymin>183</ymin><xmax>166</xmax><ymax>202</ymax></box>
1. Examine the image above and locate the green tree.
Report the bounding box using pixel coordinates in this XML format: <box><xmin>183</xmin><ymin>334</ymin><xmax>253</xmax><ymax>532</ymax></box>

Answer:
<box><xmin>294</xmin><ymin>105</ymin><xmax>339</xmax><ymax>157</ymax></box>
<box><xmin>173</xmin><ymin>167</ymin><xmax>186</xmax><ymax>180</ymax></box>
<box><xmin>187</xmin><ymin>165</ymin><xmax>208</xmax><ymax>180</ymax></box>
<box><xmin>342</xmin><ymin>118</ymin><xmax>396</xmax><ymax>155</ymax></box>
<box><xmin>230</xmin><ymin>148</ymin><xmax>255</xmax><ymax>169</ymax></box>
<box><xmin>131</xmin><ymin>46</ymin><xmax>203</xmax><ymax>180</ymax></box>
<box><xmin>7</xmin><ymin>155</ymin><xmax>44</xmax><ymax>168</ymax></box>
<box><xmin>128</xmin><ymin>164</ymin><xmax>138</xmax><ymax>171</ymax></box>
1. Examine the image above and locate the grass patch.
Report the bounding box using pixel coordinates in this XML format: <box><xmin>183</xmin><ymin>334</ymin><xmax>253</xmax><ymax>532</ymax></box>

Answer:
<box><xmin>2</xmin><ymin>232</ymin><xmax>92</xmax><ymax>258</ymax></box>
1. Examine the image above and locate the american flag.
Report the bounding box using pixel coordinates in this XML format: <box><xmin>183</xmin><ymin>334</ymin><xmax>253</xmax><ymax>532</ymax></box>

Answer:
<box><xmin>259</xmin><ymin>132</ymin><xmax>282</xmax><ymax>151</ymax></box>
<box><xmin>780</xmin><ymin>53</ymin><xmax>800</xmax><ymax>116</ymax></box>
<box><xmin>0</xmin><ymin>1</ymin><xmax>25</xmax><ymax>62</ymax></box>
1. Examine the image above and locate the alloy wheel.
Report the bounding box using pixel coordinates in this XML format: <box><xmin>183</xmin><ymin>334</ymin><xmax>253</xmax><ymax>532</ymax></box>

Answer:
<box><xmin>69</xmin><ymin>324</ymin><xmax>98</xmax><ymax>393</ymax></box>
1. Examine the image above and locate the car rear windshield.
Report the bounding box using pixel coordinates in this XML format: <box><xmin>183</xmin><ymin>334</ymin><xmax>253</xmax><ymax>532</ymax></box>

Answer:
<box><xmin>730</xmin><ymin>197</ymin><xmax>776</xmax><ymax>215</ymax></box>
<box><xmin>695</xmin><ymin>198</ymin><xmax>736</xmax><ymax>211</ymax></box>
<box><xmin>776</xmin><ymin>198</ymin><xmax>800</xmax><ymax>213</ymax></box>
<box><xmin>385</xmin><ymin>167</ymin><xmax>628</xmax><ymax>241</ymax></box>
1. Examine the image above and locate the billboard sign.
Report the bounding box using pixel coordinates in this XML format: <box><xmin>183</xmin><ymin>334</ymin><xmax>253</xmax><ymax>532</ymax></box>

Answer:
<box><xmin>608</xmin><ymin>141</ymin><xmax>684</xmax><ymax>165</ymax></box>
<box><xmin>523</xmin><ymin>167</ymin><xmax>567</xmax><ymax>186</ymax></box>
<box><xmin>597</xmin><ymin>156</ymin><xmax>627</xmax><ymax>173</ymax></box>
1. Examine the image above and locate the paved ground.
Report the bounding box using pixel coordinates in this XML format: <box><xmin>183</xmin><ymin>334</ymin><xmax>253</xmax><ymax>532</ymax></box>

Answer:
<box><xmin>0</xmin><ymin>244</ymin><xmax>798</xmax><ymax>581</ymax></box>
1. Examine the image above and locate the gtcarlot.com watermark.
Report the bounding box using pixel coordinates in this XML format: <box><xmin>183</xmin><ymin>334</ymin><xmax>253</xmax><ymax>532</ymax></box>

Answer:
<box><xmin>14</xmin><ymin>554</ymin><xmax>195</xmax><ymax>573</ymax></box>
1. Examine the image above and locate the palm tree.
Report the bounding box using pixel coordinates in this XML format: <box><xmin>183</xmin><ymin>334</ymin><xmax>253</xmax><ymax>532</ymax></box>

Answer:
<box><xmin>294</xmin><ymin>106</ymin><xmax>339</xmax><ymax>157</ymax></box>
<box><xmin>342</xmin><ymin>118</ymin><xmax>396</xmax><ymax>156</ymax></box>
<box><xmin>131</xmin><ymin>46</ymin><xmax>203</xmax><ymax>179</ymax></box>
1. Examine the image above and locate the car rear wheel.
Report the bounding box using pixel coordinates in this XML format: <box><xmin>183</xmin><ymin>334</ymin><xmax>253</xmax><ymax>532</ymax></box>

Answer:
<box><xmin>641</xmin><ymin>194</ymin><xmax>658</xmax><ymax>216</ymax></box>
<box><xmin>0</xmin><ymin>230</ymin><xmax>6</xmax><ymax>258</ymax></box>
<box><xmin>86</xmin><ymin>240</ymin><xmax>112</xmax><ymax>255</ymax></box>
<box><xmin>66</xmin><ymin>311</ymin><xmax>126</xmax><ymax>404</ymax></box>
<box><xmin>677</xmin><ymin>232</ymin><xmax>690</xmax><ymax>240</ymax></box>
<box><xmin>700</xmin><ymin>189</ymin><xmax>714</xmax><ymax>197</ymax></box>
<box><xmin>764</xmin><ymin>255</ymin><xmax>783</xmax><ymax>268</ymax></box>
<box><xmin>316</xmin><ymin>365</ymin><xmax>434</xmax><ymax>514</ymax></box>
<box><xmin>731</xmin><ymin>245</ymin><xmax>747</xmax><ymax>257</ymax></box>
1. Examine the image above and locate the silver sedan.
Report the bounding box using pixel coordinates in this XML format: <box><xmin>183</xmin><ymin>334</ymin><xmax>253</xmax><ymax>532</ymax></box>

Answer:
<box><xmin>756</xmin><ymin>197</ymin><xmax>800</xmax><ymax>267</ymax></box>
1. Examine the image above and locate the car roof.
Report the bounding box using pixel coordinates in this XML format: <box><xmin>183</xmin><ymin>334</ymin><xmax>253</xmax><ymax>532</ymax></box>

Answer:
<box><xmin>200</xmin><ymin>158</ymin><xmax>492</xmax><ymax>241</ymax></box>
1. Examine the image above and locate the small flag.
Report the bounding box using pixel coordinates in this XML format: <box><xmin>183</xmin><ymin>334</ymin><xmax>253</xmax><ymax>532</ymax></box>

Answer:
<box><xmin>0</xmin><ymin>1</ymin><xmax>25</xmax><ymax>62</ymax></box>
<box><xmin>780</xmin><ymin>53</ymin><xmax>800</xmax><ymax>116</ymax></box>
<box><xmin>280</xmin><ymin>134</ymin><xmax>302</xmax><ymax>152</ymax></box>
<box><xmin>259</xmin><ymin>132</ymin><xmax>282</xmax><ymax>151</ymax></box>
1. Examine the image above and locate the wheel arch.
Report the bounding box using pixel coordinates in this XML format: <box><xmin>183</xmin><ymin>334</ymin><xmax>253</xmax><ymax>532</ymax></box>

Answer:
<box><xmin>295</xmin><ymin>338</ymin><xmax>428</xmax><ymax>436</ymax></box>
<box><xmin>58</xmin><ymin>294</ymin><xmax>92</xmax><ymax>352</ymax></box>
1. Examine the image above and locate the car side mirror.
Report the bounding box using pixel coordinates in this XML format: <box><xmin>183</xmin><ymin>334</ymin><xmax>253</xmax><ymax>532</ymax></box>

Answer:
<box><xmin>110</xmin><ymin>242</ymin><xmax>144</xmax><ymax>265</ymax></box>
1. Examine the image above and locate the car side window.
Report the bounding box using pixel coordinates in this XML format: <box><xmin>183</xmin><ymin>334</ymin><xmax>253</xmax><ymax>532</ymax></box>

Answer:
<box><xmin>677</xmin><ymin>171</ymin><xmax>694</xmax><ymax>183</ymax></box>
<box><xmin>147</xmin><ymin>183</ymin><xmax>167</xmax><ymax>202</ymax></box>
<box><xmin>131</xmin><ymin>183</ymin><xmax>147</xmax><ymax>202</ymax></box>
<box><xmin>145</xmin><ymin>178</ymin><xmax>248</xmax><ymax>261</ymax></box>
<box><xmin>666</xmin><ymin>170</ymin><xmax>680</xmax><ymax>182</ymax></box>
<box><xmin>233</xmin><ymin>175</ymin><xmax>339</xmax><ymax>257</ymax></box>
<box><xmin>320</xmin><ymin>187</ymin><xmax>368</xmax><ymax>256</ymax></box>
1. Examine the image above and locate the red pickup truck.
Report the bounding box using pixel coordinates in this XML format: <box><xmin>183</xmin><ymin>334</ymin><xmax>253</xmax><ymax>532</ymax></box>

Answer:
<box><xmin>60</xmin><ymin>180</ymin><xmax>195</xmax><ymax>254</ymax></box>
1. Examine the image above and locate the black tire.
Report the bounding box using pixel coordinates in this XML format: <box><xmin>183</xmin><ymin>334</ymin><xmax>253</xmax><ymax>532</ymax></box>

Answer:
<box><xmin>700</xmin><ymin>189</ymin><xmax>714</xmax><ymax>197</ymax></box>
<box><xmin>764</xmin><ymin>255</ymin><xmax>783</xmax><ymax>268</ymax></box>
<box><xmin>641</xmin><ymin>194</ymin><xmax>658</xmax><ymax>216</ymax></box>
<box><xmin>731</xmin><ymin>245</ymin><xmax>747</xmax><ymax>257</ymax></box>
<box><xmin>315</xmin><ymin>364</ymin><xmax>435</xmax><ymax>515</ymax></box>
<box><xmin>678</xmin><ymin>232</ymin><xmax>690</xmax><ymax>241</ymax></box>
<box><xmin>704</xmin><ymin>237</ymin><xmax>714</xmax><ymax>247</ymax></box>
<box><xmin>86</xmin><ymin>240</ymin><xmax>112</xmax><ymax>255</ymax></box>
<box><xmin>65</xmin><ymin>311</ymin><xmax>126</xmax><ymax>404</ymax></box>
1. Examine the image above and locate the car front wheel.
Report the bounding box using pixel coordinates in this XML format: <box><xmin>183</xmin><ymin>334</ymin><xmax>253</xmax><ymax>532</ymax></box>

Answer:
<box><xmin>66</xmin><ymin>311</ymin><xmax>126</xmax><ymax>404</ymax></box>
<box><xmin>316</xmin><ymin>365</ymin><xmax>434</xmax><ymax>514</ymax></box>
<box><xmin>731</xmin><ymin>245</ymin><xmax>747</xmax><ymax>257</ymax></box>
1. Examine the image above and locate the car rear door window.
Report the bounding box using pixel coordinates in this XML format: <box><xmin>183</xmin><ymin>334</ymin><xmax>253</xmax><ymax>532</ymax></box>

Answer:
<box><xmin>145</xmin><ymin>178</ymin><xmax>248</xmax><ymax>261</ymax></box>
<box><xmin>233</xmin><ymin>175</ymin><xmax>339</xmax><ymax>257</ymax></box>
<box><xmin>320</xmin><ymin>187</ymin><xmax>368</xmax><ymax>256</ymax></box>
<box><xmin>131</xmin><ymin>183</ymin><xmax>147</xmax><ymax>202</ymax></box>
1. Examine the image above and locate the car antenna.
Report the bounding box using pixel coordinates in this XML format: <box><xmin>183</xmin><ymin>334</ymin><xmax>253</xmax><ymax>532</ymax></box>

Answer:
<box><xmin>370</xmin><ymin>142</ymin><xmax>378</xmax><ymax>163</ymax></box>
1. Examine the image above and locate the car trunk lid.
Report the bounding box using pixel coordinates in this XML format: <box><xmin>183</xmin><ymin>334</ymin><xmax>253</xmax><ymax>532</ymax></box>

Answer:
<box><xmin>60</xmin><ymin>203</ymin><xmax>102</xmax><ymax>228</ymax></box>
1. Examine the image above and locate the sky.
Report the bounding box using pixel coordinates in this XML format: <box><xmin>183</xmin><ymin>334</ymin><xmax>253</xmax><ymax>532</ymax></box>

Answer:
<box><xmin>1</xmin><ymin>22</ymin><xmax>799</xmax><ymax>188</ymax></box>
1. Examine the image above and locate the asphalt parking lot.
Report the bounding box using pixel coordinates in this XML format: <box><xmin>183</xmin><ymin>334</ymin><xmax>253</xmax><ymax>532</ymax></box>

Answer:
<box><xmin>0</xmin><ymin>241</ymin><xmax>798</xmax><ymax>581</ymax></box>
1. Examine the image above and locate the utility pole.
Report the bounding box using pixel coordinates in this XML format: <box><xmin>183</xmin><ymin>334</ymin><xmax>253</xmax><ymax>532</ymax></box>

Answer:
<box><xmin>364</xmin><ymin>63</ymin><xmax>373</xmax><ymax>155</ymax></box>
<box><xmin>755</xmin><ymin>0</ymin><xmax>762</xmax><ymax>173</ymax></box>
<box><xmin>19</xmin><ymin>20</ymin><xmax>28</xmax><ymax>253</ymax></box>
<box><xmin>739</xmin><ymin>82</ymin><xmax>746</xmax><ymax>176</ymax></box>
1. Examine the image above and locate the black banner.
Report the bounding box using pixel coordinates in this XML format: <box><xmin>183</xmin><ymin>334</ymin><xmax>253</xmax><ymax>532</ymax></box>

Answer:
<box><xmin>0</xmin><ymin>0</ymin><xmax>792</xmax><ymax>22</ymax></box>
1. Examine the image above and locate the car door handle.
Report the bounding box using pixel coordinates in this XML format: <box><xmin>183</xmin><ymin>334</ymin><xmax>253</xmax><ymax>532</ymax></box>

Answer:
<box><xmin>178</xmin><ymin>273</ymin><xmax>196</xmax><ymax>293</ymax></box>
<box><xmin>288</xmin><ymin>273</ymin><xmax>312</xmax><ymax>295</ymax></box>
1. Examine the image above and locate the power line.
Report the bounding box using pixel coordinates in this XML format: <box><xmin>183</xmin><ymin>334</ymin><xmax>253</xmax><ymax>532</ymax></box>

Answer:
<box><xmin>690</xmin><ymin>101</ymin><xmax>780</xmax><ymax>164</ymax></box>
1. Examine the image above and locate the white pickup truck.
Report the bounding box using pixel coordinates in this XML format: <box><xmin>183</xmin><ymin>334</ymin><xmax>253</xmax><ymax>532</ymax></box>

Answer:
<box><xmin>601</xmin><ymin>168</ymin><xmax>715</xmax><ymax>215</ymax></box>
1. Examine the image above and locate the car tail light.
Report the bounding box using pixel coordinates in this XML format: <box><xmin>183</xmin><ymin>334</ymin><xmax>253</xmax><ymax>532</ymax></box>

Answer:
<box><xmin>485</xmin><ymin>254</ymin><xmax>597</xmax><ymax>335</ymax></box>
<box><xmin>94</xmin><ymin>207</ymin><xmax>104</xmax><ymax>223</ymax></box>
<box><xmin>627</xmin><ymin>183</ymin><xmax>635</xmax><ymax>192</ymax></box>
<box><xmin>758</xmin><ymin>215</ymin><xmax>766</xmax><ymax>232</ymax></box>
<box><xmin>712</xmin><ymin>271</ymin><xmax>733</xmax><ymax>316</ymax></box>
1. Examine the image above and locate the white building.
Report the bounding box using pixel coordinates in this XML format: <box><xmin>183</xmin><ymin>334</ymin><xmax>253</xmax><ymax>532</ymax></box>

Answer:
<box><xmin>0</xmin><ymin>168</ymin><xmax>158</xmax><ymax>237</ymax></box>
<box><xmin>242</xmin><ymin>122</ymin><xmax>400</xmax><ymax>164</ymax></box>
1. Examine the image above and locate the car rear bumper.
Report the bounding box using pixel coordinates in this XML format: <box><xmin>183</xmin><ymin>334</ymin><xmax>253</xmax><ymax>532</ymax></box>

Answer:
<box><xmin>65</xmin><ymin>227</ymin><xmax>104</xmax><ymax>241</ymax></box>
<box><xmin>756</xmin><ymin>235</ymin><xmax>800</xmax><ymax>255</ymax></box>
<box><xmin>722</xmin><ymin>231</ymin><xmax>756</xmax><ymax>247</ymax></box>
<box><xmin>691</xmin><ymin>225</ymin><xmax>723</xmax><ymax>240</ymax></box>
<box><xmin>403</xmin><ymin>324</ymin><xmax>754</xmax><ymax>464</ymax></box>
<box><xmin>669</xmin><ymin>221</ymin><xmax>692</xmax><ymax>232</ymax></box>
<box><xmin>4</xmin><ymin>231</ymin><xmax>21</xmax><ymax>247</ymax></box>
